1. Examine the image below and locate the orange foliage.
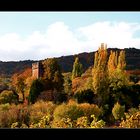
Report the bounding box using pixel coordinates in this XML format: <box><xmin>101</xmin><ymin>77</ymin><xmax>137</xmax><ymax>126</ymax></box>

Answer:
<box><xmin>12</xmin><ymin>68</ymin><xmax>32</xmax><ymax>84</ymax></box>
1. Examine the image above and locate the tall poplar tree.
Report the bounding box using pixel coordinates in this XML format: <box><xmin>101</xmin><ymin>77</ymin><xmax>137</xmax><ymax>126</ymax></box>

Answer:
<box><xmin>117</xmin><ymin>50</ymin><xmax>126</xmax><ymax>70</ymax></box>
<box><xmin>72</xmin><ymin>57</ymin><xmax>83</xmax><ymax>80</ymax></box>
<box><xmin>108</xmin><ymin>50</ymin><xmax>129</xmax><ymax>96</ymax></box>
<box><xmin>92</xmin><ymin>43</ymin><xmax>109</xmax><ymax>106</ymax></box>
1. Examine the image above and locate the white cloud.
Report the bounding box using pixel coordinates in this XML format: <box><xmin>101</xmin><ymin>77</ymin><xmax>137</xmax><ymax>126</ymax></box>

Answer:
<box><xmin>78</xmin><ymin>21</ymin><xmax>140</xmax><ymax>49</ymax></box>
<box><xmin>0</xmin><ymin>21</ymin><xmax>140</xmax><ymax>61</ymax></box>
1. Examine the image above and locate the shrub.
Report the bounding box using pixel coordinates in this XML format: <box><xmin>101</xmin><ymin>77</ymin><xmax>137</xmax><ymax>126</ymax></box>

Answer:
<box><xmin>112</xmin><ymin>102</ymin><xmax>125</xmax><ymax>121</ymax></box>
<box><xmin>0</xmin><ymin>90</ymin><xmax>19</xmax><ymax>104</ymax></box>
<box><xmin>30</xmin><ymin>115</ymin><xmax>51</xmax><ymax>128</ymax></box>
<box><xmin>76</xmin><ymin>116</ymin><xmax>90</xmax><ymax>128</ymax></box>
<box><xmin>53</xmin><ymin>103</ymin><xmax>84</xmax><ymax>121</ymax></box>
<box><xmin>29</xmin><ymin>101</ymin><xmax>56</xmax><ymax>124</ymax></box>
<box><xmin>74</xmin><ymin>89</ymin><xmax>94</xmax><ymax>104</ymax></box>
<box><xmin>75</xmin><ymin>115</ymin><xmax>105</xmax><ymax>128</ymax></box>
<box><xmin>0</xmin><ymin>104</ymin><xmax>31</xmax><ymax>128</ymax></box>
<box><xmin>90</xmin><ymin>114</ymin><xmax>105</xmax><ymax>128</ymax></box>
<box><xmin>11</xmin><ymin>122</ymin><xmax>28</xmax><ymax>128</ymax></box>
<box><xmin>51</xmin><ymin>118</ymin><xmax>73</xmax><ymax>128</ymax></box>
<box><xmin>119</xmin><ymin>111</ymin><xmax>140</xmax><ymax>128</ymax></box>
<box><xmin>79</xmin><ymin>103</ymin><xmax>103</xmax><ymax>120</ymax></box>
<box><xmin>17</xmin><ymin>105</ymin><xmax>30</xmax><ymax>126</ymax></box>
<box><xmin>0</xmin><ymin>104</ymin><xmax>19</xmax><ymax>128</ymax></box>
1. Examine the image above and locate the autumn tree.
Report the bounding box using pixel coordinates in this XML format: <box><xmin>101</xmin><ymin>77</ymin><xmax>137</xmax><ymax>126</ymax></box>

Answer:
<box><xmin>108</xmin><ymin>51</ymin><xmax>118</xmax><ymax>75</ymax></box>
<box><xmin>108</xmin><ymin>50</ymin><xmax>129</xmax><ymax>92</ymax></box>
<box><xmin>92</xmin><ymin>43</ymin><xmax>109</xmax><ymax>106</ymax></box>
<box><xmin>117</xmin><ymin>50</ymin><xmax>126</xmax><ymax>70</ymax></box>
<box><xmin>72</xmin><ymin>57</ymin><xmax>83</xmax><ymax>80</ymax></box>
<box><xmin>11</xmin><ymin>68</ymin><xmax>32</xmax><ymax>102</ymax></box>
<box><xmin>42</xmin><ymin>58</ymin><xmax>64</xmax><ymax>91</ymax></box>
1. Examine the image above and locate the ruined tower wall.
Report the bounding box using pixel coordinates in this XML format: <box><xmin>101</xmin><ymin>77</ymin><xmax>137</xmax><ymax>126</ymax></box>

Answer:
<box><xmin>32</xmin><ymin>62</ymin><xmax>44</xmax><ymax>79</ymax></box>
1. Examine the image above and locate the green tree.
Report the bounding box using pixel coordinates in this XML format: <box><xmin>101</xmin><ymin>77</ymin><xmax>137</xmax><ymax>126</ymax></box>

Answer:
<box><xmin>63</xmin><ymin>72</ymin><xmax>72</xmax><ymax>95</ymax></box>
<box><xmin>42</xmin><ymin>58</ymin><xmax>64</xmax><ymax>91</ymax></box>
<box><xmin>16</xmin><ymin>77</ymin><xmax>26</xmax><ymax>102</ymax></box>
<box><xmin>112</xmin><ymin>102</ymin><xmax>125</xmax><ymax>121</ymax></box>
<box><xmin>72</xmin><ymin>57</ymin><xmax>83</xmax><ymax>80</ymax></box>
<box><xmin>28</xmin><ymin>79</ymin><xmax>44</xmax><ymax>104</ymax></box>
<box><xmin>108</xmin><ymin>50</ymin><xmax>129</xmax><ymax>103</ymax></box>
<box><xmin>0</xmin><ymin>90</ymin><xmax>19</xmax><ymax>104</ymax></box>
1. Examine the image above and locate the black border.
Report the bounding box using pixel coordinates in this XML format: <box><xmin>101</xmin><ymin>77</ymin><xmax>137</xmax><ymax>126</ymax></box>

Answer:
<box><xmin>1</xmin><ymin>128</ymin><xmax>140</xmax><ymax>139</ymax></box>
<box><xmin>0</xmin><ymin>0</ymin><xmax>140</xmax><ymax>139</ymax></box>
<box><xmin>0</xmin><ymin>0</ymin><xmax>140</xmax><ymax>11</ymax></box>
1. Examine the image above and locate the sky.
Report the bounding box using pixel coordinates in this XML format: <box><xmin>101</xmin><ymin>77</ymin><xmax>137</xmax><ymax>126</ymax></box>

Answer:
<box><xmin>0</xmin><ymin>12</ymin><xmax>140</xmax><ymax>61</ymax></box>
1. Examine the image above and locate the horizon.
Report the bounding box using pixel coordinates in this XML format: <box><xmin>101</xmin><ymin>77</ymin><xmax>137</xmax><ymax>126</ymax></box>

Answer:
<box><xmin>0</xmin><ymin>12</ymin><xmax>140</xmax><ymax>61</ymax></box>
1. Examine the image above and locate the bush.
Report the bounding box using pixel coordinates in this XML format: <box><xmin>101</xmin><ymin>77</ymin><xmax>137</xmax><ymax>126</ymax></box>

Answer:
<box><xmin>0</xmin><ymin>104</ymin><xmax>19</xmax><ymax>128</ymax></box>
<box><xmin>119</xmin><ymin>111</ymin><xmax>140</xmax><ymax>128</ymax></box>
<box><xmin>17</xmin><ymin>105</ymin><xmax>30</xmax><ymax>126</ymax></box>
<box><xmin>74</xmin><ymin>89</ymin><xmax>94</xmax><ymax>104</ymax></box>
<box><xmin>0</xmin><ymin>90</ymin><xmax>19</xmax><ymax>104</ymax></box>
<box><xmin>75</xmin><ymin>115</ymin><xmax>105</xmax><ymax>128</ymax></box>
<box><xmin>76</xmin><ymin>116</ymin><xmax>90</xmax><ymax>128</ymax></box>
<box><xmin>79</xmin><ymin>103</ymin><xmax>103</xmax><ymax>120</ymax></box>
<box><xmin>53</xmin><ymin>103</ymin><xmax>84</xmax><ymax>121</ymax></box>
<box><xmin>112</xmin><ymin>102</ymin><xmax>125</xmax><ymax>121</ymax></box>
<box><xmin>51</xmin><ymin>118</ymin><xmax>73</xmax><ymax>128</ymax></box>
<box><xmin>30</xmin><ymin>115</ymin><xmax>51</xmax><ymax>128</ymax></box>
<box><xmin>90</xmin><ymin>114</ymin><xmax>105</xmax><ymax>128</ymax></box>
<box><xmin>29</xmin><ymin>101</ymin><xmax>56</xmax><ymax>124</ymax></box>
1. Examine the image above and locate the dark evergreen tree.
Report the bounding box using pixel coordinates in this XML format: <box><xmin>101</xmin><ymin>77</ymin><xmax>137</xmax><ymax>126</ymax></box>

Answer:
<box><xmin>28</xmin><ymin>78</ymin><xmax>44</xmax><ymax>104</ymax></box>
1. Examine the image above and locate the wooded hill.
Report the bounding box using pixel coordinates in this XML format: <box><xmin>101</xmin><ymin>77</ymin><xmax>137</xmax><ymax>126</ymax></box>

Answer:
<box><xmin>0</xmin><ymin>48</ymin><xmax>140</xmax><ymax>77</ymax></box>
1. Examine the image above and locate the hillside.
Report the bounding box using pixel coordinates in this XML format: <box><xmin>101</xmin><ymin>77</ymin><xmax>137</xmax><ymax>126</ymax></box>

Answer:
<box><xmin>0</xmin><ymin>60</ymin><xmax>36</xmax><ymax>77</ymax></box>
<box><xmin>0</xmin><ymin>48</ymin><xmax>140</xmax><ymax>77</ymax></box>
<box><xmin>57</xmin><ymin>48</ymin><xmax>140</xmax><ymax>72</ymax></box>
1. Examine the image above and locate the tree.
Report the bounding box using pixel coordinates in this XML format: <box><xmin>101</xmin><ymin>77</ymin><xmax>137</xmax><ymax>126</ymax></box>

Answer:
<box><xmin>117</xmin><ymin>50</ymin><xmax>126</xmax><ymax>70</ymax></box>
<box><xmin>11</xmin><ymin>68</ymin><xmax>32</xmax><ymax>102</ymax></box>
<box><xmin>112</xmin><ymin>102</ymin><xmax>125</xmax><ymax>121</ymax></box>
<box><xmin>108</xmin><ymin>51</ymin><xmax>117</xmax><ymax>75</ymax></box>
<box><xmin>0</xmin><ymin>90</ymin><xmax>19</xmax><ymax>104</ymax></box>
<box><xmin>63</xmin><ymin>72</ymin><xmax>72</xmax><ymax>95</ymax></box>
<box><xmin>72</xmin><ymin>57</ymin><xmax>83</xmax><ymax>80</ymax></box>
<box><xmin>42</xmin><ymin>58</ymin><xmax>64</xmax><ymax>91</ymax></box>
<box><xmin>92</xmin><ymin>43</ymin><xmax>109</xmax><ymax>106</ymax></box>
<box><xmin>28</xmin><ymin>79</ymin><xmax>44</xmax><ymax>104</ymax></box>
<box><xmin>108</xmin><ymin>51</ymin><xmax>129</xmax><ymax>96</ymax></box>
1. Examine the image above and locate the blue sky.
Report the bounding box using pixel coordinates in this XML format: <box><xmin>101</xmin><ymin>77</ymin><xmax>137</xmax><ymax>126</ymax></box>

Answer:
<box><xmin>0</xmin><ymin>12</ymin><xmax>140</xmax><ymax>61</ymax></box>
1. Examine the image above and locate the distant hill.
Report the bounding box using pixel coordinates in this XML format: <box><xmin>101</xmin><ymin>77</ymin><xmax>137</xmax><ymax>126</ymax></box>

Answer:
<box><xmin>0</xmin><ymin>48</ymin><xmax>140</xmax><ymax>77</ymax></box>
<box><xmin>57</xmin><ymin>48</ymin><xmax>140</xmax><ymax>72</ymax></box>
<box><xmin>0</xmin><ymin>60</ymin><xmax>36</xmax><ymax>77</ymax></box>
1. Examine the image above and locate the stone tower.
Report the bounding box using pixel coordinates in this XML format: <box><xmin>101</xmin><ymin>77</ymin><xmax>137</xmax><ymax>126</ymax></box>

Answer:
<box><xmin>32</xmin><ymin>62</ymin><xmax>44</xmax><ymax>79</ymax></box>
